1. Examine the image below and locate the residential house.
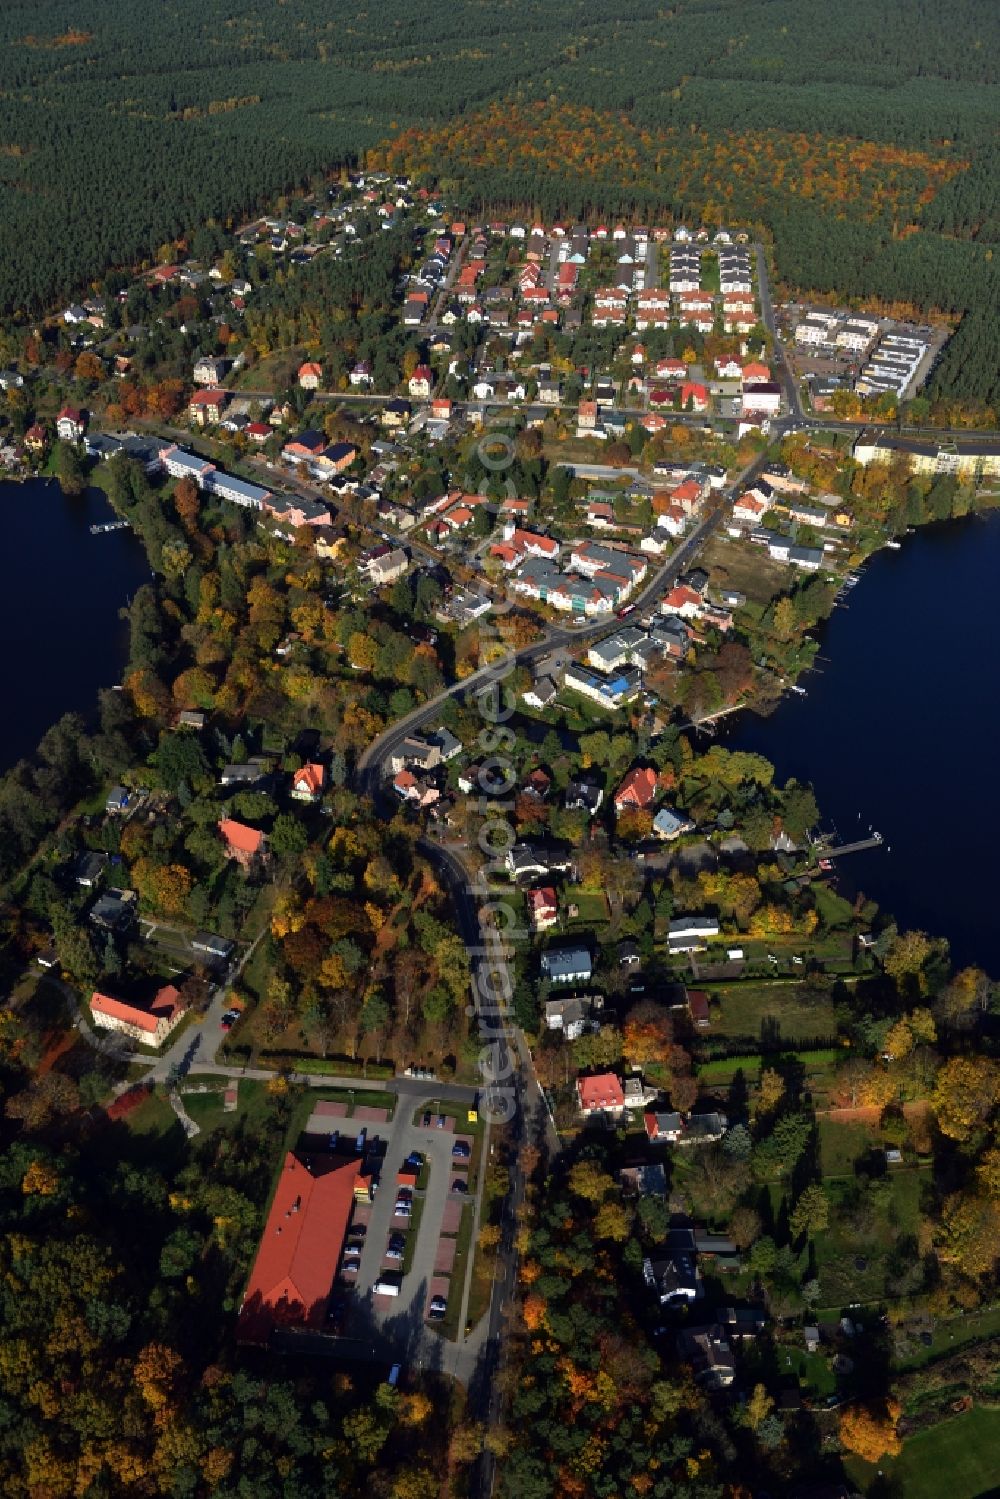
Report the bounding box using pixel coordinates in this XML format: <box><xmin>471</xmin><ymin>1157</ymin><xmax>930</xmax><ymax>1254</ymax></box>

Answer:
<box><xmin>541</xmin><ymin>945</ymin><xmax>592</xmax><ymax>985</ymax></box>
<box><xmin>408</xmin><ymin>364</ymin><xmax>433</xmax><ymax>399</ymax></box>
<box><xmin>677</xmin><ymin>1325</ymin><xmax>736</xmax><ymax>1388</ymax></box>
<box><xmin>298</xmin><ymin>361</ymin><xmax>323</xmax><ymax>390</ymax></box>
<box><xmin>644</xmin><ymin>1252</ymin><xmax>701</xmax><ymax>1304</ymax></box>
<box><xmin>505</xmin><ymin>844</ymin><xmax>574</xmax><ymax>882</ymax></box>
<box><xmin>73</xmin><ymin>851</ymin><xmax>108</xmax><ymax>889</ymax></box>
<box><xmin>350</xmin><ymin>360</ymin><xmax>373</xmax><ymax>388</ymax></box>
<box><xmin>90</xmin><ymin>985</ymin><xmax>185</xmax><ymax>1047</ymax></box>
<box><xmin>194</xmin><ymin>356</ymin><xmax>227</xmax><ymax>385</ymax></box>
<box><xmin>218</xmin><ymin>819</ymin><xmax>268</xmax><ymax>871</ymax></box>
<box><xmin>527</xmin><ymin>886</ymin><xmax>559</xmax><ymax>931</ymax></box>
<box><xmin>681</xmin><ymin>382</ymin><xmax>709</xmax><ymax>413</ymax></box>
<box><xmin>188</xmin><ymin>389</ymin><xmax>228</xmax><ymax>426</ymax></box>
<box><xmin>652</xmin><ymin>805</ymin><xmax>695</xmax><ymax>841</ymax></box>
<box><xmin>668</xmin><ymin>915</ymin><xmax>720</xmax><ymax>952</ymax></box>
<box><xmin>564</xmin><ymin>779</ymin><xmax>604</xmax><ymax>816</ymax></box>
<box><xmin>614</xmin><ymin>767</ymin><xmax>659</xmax><ymax>813</ymax></box>
<box><xmin>364</xmin><ymin>546</ymin><xmax>409</xmax><ymax>585</ymax></box>
<box><xmin>56</xmin><ymin>406</ymin><xmax>86</xmax><ymax>442</ymax></box>
<box><xmin>687</xmin><ymin>989</ymin><xmax>711</xmax><ymax>1027</ymax></box>
<box><xmin>393</xmin><ymin>769</ymin><xmax>440</xmax><ymax>806</ymax></box>
<box><xmin>620</xmin><ymin>1163</ymin><xmax>667</xmax><ymax>1197</ymax></box>
<box><xmin>644</xmin><ymin>1110</ymin><xmax>683</xmax><ymax>1143</ymax></box>
<box><xmin>24</xmin><ymin>423</ymin><xmax>47</xmax><ymax>454</ymax></box>
<box><xmin>576</xmin><ymin>1072</ymin><xmax>626</xmax><ymax>1118</ymax></box>
<box><xmin>544</xmin><ymin>994</ymin><xmax>600</xmax><ymax>1041</ymax></box>
<box><xmin>290</xmin><ymin>763</ymin><xmax>325</xmax><ymax>803</ymax></box>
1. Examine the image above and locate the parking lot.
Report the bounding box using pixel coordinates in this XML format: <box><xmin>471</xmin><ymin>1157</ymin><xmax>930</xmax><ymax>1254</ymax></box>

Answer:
<box><xmin>338</xmin><ymin>1104</ymin><xmax>478</xmax><ymax>1342</ymax></box>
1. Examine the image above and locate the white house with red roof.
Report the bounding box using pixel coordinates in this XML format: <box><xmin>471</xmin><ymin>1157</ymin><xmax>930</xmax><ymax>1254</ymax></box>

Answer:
<box><xmin>408</xmin><ymin>364</ymin><xmax>434</xmax><ymax>398</ymax></box>
<box><xmin>577</xmin><ymin>1072</ymin><xmax>627</xmax><ymax>1117</ymax></box>
<box><xmin>741</xmin><ymin>361</ymin><xmax>771</xmax><ymax>385</ymax></box>
<box><xmin>188</xmin><ymin>389</ymin><xmax>228</xmax><ymax>425</ymax></box>
<box><xmin>298</xmin><ymin>361</ymin><xmax>323</xmax><ymax>390</ymax></box>
<box><xmin>90</xmin><ymin>984</ymin><xmax>185</xmax><ymax>1047</ymax></box>
<box><xmin>527</xmin><ymin>886</ymin><xmax>559</xmax><ymax>931</ymax></box>
<box><xmin>56</xmin><ymin>406</ymin><xmax>86</xmax><ymax>442</ymax></box>
<box><xmin>290</xmin><ymin>763</ymin><xmax>325</xmax><ymax>803</ymax></box>
<box><xmin>661</xmin><ymin>584</ymin><xmax>705</xmax><ymax>620</ymax></box>
<box><xmin>681</xmin><ymin>382</ymin><xmax>709</xmax><ymax>413</ymax></box>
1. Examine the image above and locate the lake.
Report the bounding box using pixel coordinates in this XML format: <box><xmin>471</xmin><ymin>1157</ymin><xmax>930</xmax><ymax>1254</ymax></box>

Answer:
<box><xmin>724</xmin><ymin>510</ymin><xmax>1000</xmax><ymax>972</ymax></box>
<box><xmin>0</xmin><ymin>477</ymin><xmax>151</xmax><ymax>770</ymax></box>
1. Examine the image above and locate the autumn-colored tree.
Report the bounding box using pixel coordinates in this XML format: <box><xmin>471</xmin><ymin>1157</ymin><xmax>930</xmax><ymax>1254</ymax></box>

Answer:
<box><xmin>789</xmin><ymin>1183</ymin><xmax>829</xmax><ymax>1240</ymax></box>
<box><xmin>937</xmin><ymin>1191</ymin><xmax>1000</xmax><ymax>1278</ymax></box>
<box><xmin>746</xmin><ymin>1383</ymin><xmax>774</xmax><ymax>1430</ymax></box>
<box><xmin>21</xmin><ymin>1159</ymin><xmax>61</xmax><ymax>1196</ymax></box>
<box><xmin>622</xmin><ymin>1001</ymin><xmax>673</xmax><ymax>1067</ymax></box>
<box><xmin>568</xmin><ymin>1158</ymin><xmax>614</xmax><ymax>1204</ymax></box>
<box><xmin>134</xmin><ymin>1342</ymin><xmax>184</xmax><ymax>1410</ymax></box>
<box><xmin>838</xmin><ymin>1401</ymin><xmax>902</xmax><ymax>1462</ymax></box>
<box><xmin>756</xmin><ymin>1068</ymin><xmax>785</xmax><ymax>1116</ymax></box>
<box><xmin>932</xmin><ymin>1056</ymin><xmax>1000</xmax><ymax>1141</ymax></box>
<box><xmin>131</xmin><ymin>858</ymin><xmax>192</xmax><ymax>918</ymax></box>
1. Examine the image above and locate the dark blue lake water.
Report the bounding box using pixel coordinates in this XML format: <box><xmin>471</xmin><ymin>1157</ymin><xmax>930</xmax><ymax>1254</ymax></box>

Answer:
<box><xmin>724</xmin><ymin>510</ymin><xmax>1000</xmax><ymax>972</ymax></box>
<box><xmin>0</xmin><ymin>478</ymin><xmax>150</xmax><ymax>768</ymax></box>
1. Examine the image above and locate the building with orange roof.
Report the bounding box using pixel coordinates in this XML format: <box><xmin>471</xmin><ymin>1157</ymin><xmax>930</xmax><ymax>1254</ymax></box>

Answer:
<box><xmin>741</xmin><ymin>362</ymin><xmax>771</xmax><ymax>385</ymax></box>
<box><xmin>291</xmin><ymin>763</ymin><xmax>325</xmax><ymax>803</ymax></box>
<box><xmin>577</xmin><ymin>1072</ymin><xmax>626</xmax><ymax>1117</ymax></box>
<box><xmin>298</xmin><ymin>361</ymin><xmax>323</xmax><ymax>389</ymax></box>
<box><xmin>613</xmin><ymin>766</ymin><xmax>659</xmax><ymax>813</ymax></box>
<box><xmin>218</xmin><ymin>818</ymin><xmax>268</xmax><ymax>871</ymax></box>
<box><xmin>237</xmin><ymin>1151</ymin><xmax>360</xmax><ymax>1344</ymax></box>
<box><xmin>90</xmin><ymin>984</ymin><xmax>185</xmax><ymax>1046</ymax></box>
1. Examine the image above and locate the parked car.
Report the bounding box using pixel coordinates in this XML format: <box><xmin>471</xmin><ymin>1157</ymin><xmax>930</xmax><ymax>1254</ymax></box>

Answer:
<box><xmin>451</xmin><ymin>1141</ymin><xmax>470</xmax><ymax>1160</ymax></box>
<box><xmin>451</xmin><ymin>1180</ymin><xmax>468</xmax><ymax>1194</ymax></box>
<box><xmin>428</xmin><ymin>1295</ymin><xmax>447</xmax><ymax>1319</ymax></box>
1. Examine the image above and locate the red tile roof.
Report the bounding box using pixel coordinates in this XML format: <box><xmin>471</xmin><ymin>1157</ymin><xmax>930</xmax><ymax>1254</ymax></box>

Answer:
<box><xmin>91</xmin><ymin>984</ymin><xmax>182</xmax><ymax>1035</ymax></box>
<box><xmin>614</xmin><ymin>766</ymin><xmax>659</xmax><ymax>810</ymax></box>
<box><xmin>577</xmin><ymin>1073</ymin><xmax>625</xmax><ymax>1112</ymax></box>
<box><xmin>218</xmin><ymin>818</ymin><xmax>265</xmax><ymax>855</ymax></box>
<box><xmin>238</xmin><ymin>1152</ymin><xmax>358</xmax><ymax>1343</ymax></box>
<box><xmin>293</xmin><ymin>763</ymin><xmax>325</xmax><ymax>796</ymax></box>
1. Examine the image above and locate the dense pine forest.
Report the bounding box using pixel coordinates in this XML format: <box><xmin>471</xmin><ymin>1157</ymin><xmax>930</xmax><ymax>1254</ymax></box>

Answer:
<box><xmin>0</xmin><ymin>0</ymin><xmax>997</xmax><ymax>398</ymax></box>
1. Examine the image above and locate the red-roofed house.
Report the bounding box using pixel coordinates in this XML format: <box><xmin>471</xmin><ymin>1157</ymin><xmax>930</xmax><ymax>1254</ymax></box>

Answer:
<box><xmin>671</xmin><ymin>479</ymin><xmax>705</xmax><ymax>515</ymax></box>
<box><xmin>688</xmin><ymin>989</ymin><xmax>711</xmax><ymax>1028</ymax></box>
<box><xmin>577</xmin><ymin>1072</ymin><xmax>627</xmax><ymax>1117</ymax></box>
<box><xmin>742</xmin><ymin>362</ymin><xmax>771</xmax><ymax>385</ymax></box>
<box><xmin>578</xmin><ymin>400</ymin><xmax>598</xmax><ymax>430</ymax></box>
<box><xmin>24</xmin><ymin>423</ymin><xmax>46</xmax><ymax>454</ymax></box>
<box><xmin>291</xmin><ymin>763</ymin><xmax>325</xmax><ymax>803</ymax></box>
<box><xmin>91</xmin><ymin>984</ymin><xmax>185</xmax><ymax>1046</ymax></box>
<box><xmin>218</xmin><ymin>818</ymin><xmax>268</xmax><ymax>871</ymax></box>
<box><xmin>247</xmin><ymin>421</ymin><xmax>272</xmax><ymax>444</ymax></box>
<box><xmin>237</xmin><ymin>1151</ymin><xmax>359</xmax><ymax>1344</ymax></box>
<box><xmin>298</xmin><ymin>361</ymin><xmax>323</xmax><ymax>390</ymax></box>
<box><xmin>681</xmin><ymin>382</ymin><xmax>709</xmax><ymax>413</ymax></box>
<box><xmin>661</xmin><ymin>584</ymin><xmax>704</xmax><ymax>619</ymax></box>
<box><xmin>655</xmin><ymin>358</ymin><xmax>688</xmax><ymax>382</ymax></box>
<box><xmin>614</xmin><ymin>766</ymin><xmax>659</xmax><ymax>813</ymax></box>
<box><xmin>408</xmin><ymin>365</ymin><xmax>433</xmax><ymax>399</ymax></box>
<box><xmin>527</xmin><ymin>886</ymin><xmax>558</xmax><ymax>931</ymax></box>
<box><xmin>188</xmin><ymin>388</ymin><xmax>228</xmax><ymax>425</ymax></box>
<box><xmin>57</xmin><ymin>406</ymin><xmax>86</xmax><ymax>442</ymax></box>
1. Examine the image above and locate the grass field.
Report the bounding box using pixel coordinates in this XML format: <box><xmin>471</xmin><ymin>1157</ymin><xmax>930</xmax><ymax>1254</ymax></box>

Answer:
<box><xmin>898</xmin><ymin>1306</ymin><xmax>1000</xmax><ymax>1370</ymax></box>
<box><xmin>814</xmin><ymin>1167</ymin><xmax>927</xmax><ymax>1307</ymax></box>
<box><xmin>562</xmin><ymin>888</ymin><xmax>611</xmax><ymax>925</ymax></box>
<box><xmin>707</xmin><ymin>980</ymin><xmax>839</xmax><ymax>1045</ymax></box>
<box><xmin>818</xmin><ymin>1115</ymin><xmax>882</xmax><ymax>1176</ymax></box>
<box><xmin>697</xmin><ymin>1047</ymin><xmax>841</xmax><ymax>1083</ymax></box>
<box><xmin>124</xmin><ymin>1090</ymin><xmax>182</xmax><ymax>1139</ymax></box>
<box><xmin>847</xmin><ymin>1405</ymin><xmax>1000</xmax><ymax>1498</ymax></box>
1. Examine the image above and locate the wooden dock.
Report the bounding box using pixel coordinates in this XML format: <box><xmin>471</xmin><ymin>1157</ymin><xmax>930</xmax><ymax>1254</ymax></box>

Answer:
<box><xmin>819</xmin><ymin>833</ymin><xmax>884</xmax><ymax>860</ymax></box>
<box><xmin>90</xmin><ymin>520</ymin><xmax>129</xmax><ymax>535</ymax></box>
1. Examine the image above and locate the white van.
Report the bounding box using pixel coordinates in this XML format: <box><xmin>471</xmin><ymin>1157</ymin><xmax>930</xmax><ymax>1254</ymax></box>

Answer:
<box><xmin>374</xmin><ymin>1278</ymin><xmax>401</xmax><ymax>1297</ymax></box>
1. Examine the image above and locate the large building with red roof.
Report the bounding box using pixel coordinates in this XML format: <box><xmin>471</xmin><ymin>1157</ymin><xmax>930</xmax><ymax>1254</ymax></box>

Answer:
<box><xmin>90</xmin><ymin>985</ymin><xmax>185</xmax><ymax>1046</ymax></box>
<box><xmin>237</xmin><ymin>1151</ymin><xmax>361</xmax><ymax>1344</ymax></box>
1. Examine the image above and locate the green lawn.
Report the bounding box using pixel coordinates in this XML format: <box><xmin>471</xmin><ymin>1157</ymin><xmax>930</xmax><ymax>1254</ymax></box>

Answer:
<box><xmin>123</xmin><ymin>1090</ymin><xmax>182</xmax><ymax>1139</ymax></box>
<box><xmin>179</xmin><ymin>1079</ymin><xmax>272</xmax><ymax>1134</ymax></box>
<box><xmin>898</xmin><ymin>1306</ymin><xmax>1000</xmax><ymax>1370</ymax></box>
<box><xmin>814</xmin><ymin>1168</ymin><xmax>928</xmax><ymax>1307</ymax></box>
<box><xmin>696</xmin><ymin>1047</ymin><xmax>841</xmax><ymax>1083</ymax></box>
<box><xmin>847</xmin><ymin>1405</ymin><xmax>1000</xmax><ymax>1499</ymax></box>
<box><xmin>707</xmin><ymin>980</ymin><xmax>838</xmax><ymax>1045</ymax></box>
<box><xmin>818</xmin><ymin>1115</ymin><xmax>882</xmax><ymax>1177</ymax></box>
<box><xmin>812</xmin><ymin>883</ymin><xmax>858</xmax><ymax>931</ymax></box>
<box><xmin>562</xmin><ymin>888</ymin><xmax>610</xmax><ymax>925</ymax></box>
